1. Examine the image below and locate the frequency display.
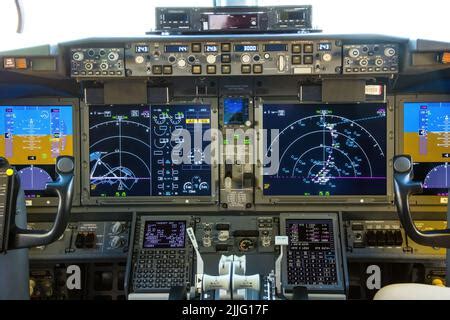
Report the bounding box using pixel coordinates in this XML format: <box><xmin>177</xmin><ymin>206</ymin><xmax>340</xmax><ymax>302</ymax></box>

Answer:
<box><xmin>0</xmin><ymin>106</ymin><xmax>73</xmax><ymax>198</ymax></box>
<box><xmin>404</xmin><ymin>102</ymin><xmax>450</xmax><ymax>196</ymax></box>
<box><xmin>88</xmin><ymin>105</ymin><xmax>211</xmax><ymax>198</ymax></box>
<box><xmin>142</xmin><ymin>221</ymin><xmax>186</xmax><ymax>249</ymax></box>
<box><xmin>262</xmin><ymin>103</ymin><xmax>387</xmax><ymax>196</ymax></box>
<box><xmin>286</xmin><ymin>219</ymin><xmax>338</xmax><ymax>286</ymax></box>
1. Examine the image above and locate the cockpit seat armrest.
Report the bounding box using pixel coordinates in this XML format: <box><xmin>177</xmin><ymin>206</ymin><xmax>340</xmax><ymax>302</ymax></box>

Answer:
<box><xmin>374</xmin><ymin>284</ymin><xmax>450</xmax><ymax>300</ymax></box>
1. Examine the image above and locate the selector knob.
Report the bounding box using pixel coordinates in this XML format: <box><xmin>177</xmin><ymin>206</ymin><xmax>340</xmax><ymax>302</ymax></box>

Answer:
<box><xmin>177</xmin><ymin>59</ymin><xmax>187</xmax><ymax>68</ymax></box>
<box><xmin>110</xmin><ymin>236</ymin><xmax>124</xmax><ymax>249</ymax></box>
<box><xmin>84</xmin><ymin>62</ymin><xmax>93</xmax><ymax>71</ymax></box>
<box><xmin>360</xmin><ymin>59</ymin><xmax>369</xmax><ymax>67</ymax></box>
<box><xmin>111</xmin><ymin>222</ymin><xmax>124</xmax><ymax>235</ymax></box>
<box><xmin>72</xmin><ymin>51</ymin><xmax>84</xmax><ymax>61</ymax></box>
<box><xmin>206</xmin><ymin>55</ymin><xmax>216</xmax><ymax>64</ymax></box>
<box><xmin>375</xmin><ymin>58</ymin><xmax>384</xmax><ymax>66</ymax></box>
<box><xmin>349</xmin><ymin>48</ymin><xmax>360</xmax><ymax>58</ymax></box>
<box><xmin>100</xmin><ymin>62</ymin><xmax>109</xmax><ymax>70</ymax></box>
<box><xmin>108</xmin><ymin>52</ymin><xmax>119</xmax><ymax>61</ymax></box>
<box><xmin>241</xmin><ymin>54</ymin><xmax>251</xmax><ymax>64</ymax></box>
<box><xmin>384</xmin><ymin>47</ymin><xmax>396</xmax><ymax>57</ymax></box>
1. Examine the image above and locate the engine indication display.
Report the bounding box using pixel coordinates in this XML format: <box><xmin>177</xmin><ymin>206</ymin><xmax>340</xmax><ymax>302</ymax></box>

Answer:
<box><xmin>0</xmin><ymin>105</ymin><xmax>74</xmax><ymax>198</ymax></box>
<box><xmin>262</xmin><ymin>103</ymin><xmax>387</xmax><ymax>197</ymax></box>
<box><xmin>88</xmin><ymin>104</ymin><xmax>212</xmax><ymax>198</ymax></box>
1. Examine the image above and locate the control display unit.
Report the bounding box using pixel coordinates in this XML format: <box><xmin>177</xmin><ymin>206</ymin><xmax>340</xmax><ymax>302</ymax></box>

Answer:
<box><xmin>402</xmin><ymin>100</ymin><xmax>450</xmax><ymax>201</ymax></box>
<box><xmin>143</xmin><ymin>221</ymin><xmax>186</xmax><ymax>249</ymax></box>
<box><xmin>280</xmin><ymin>213</ymin><xmax>344</xmax><ymax>293</ymax></box>
<box><xmin>259</xmin><ymin>102</ymin><xmax>388</xmax><ymax>199</ymax></box>
<box><xmin>85</xmin><ymin>103</ymin><xmax>214</xmax><ymax>201</ymax></box>
<box><xmin>130</xmin><ymin>215</ymin><xmax>192</xmax><ymax>293</ymax></box>
<box><xmin>0</xmin><ymin>104</ymin><xmax>74</xmax><ymax>202</ymax></box>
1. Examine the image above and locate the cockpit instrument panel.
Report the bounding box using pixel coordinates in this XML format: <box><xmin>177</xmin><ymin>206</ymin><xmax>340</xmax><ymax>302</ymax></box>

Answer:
<box><xmin>258</xmin><ymin>102</ymin><xmax>388</xmax><ymax>201</ymax></box>
<box><xmin>0</xmin><ymin>102</ymin><xmax>75</xmax><ymax>204</ymax></box>
<box><xmin>84</xmin><ymin>103</ymin><xmax>216</xmax><ymax>203</ymax></box>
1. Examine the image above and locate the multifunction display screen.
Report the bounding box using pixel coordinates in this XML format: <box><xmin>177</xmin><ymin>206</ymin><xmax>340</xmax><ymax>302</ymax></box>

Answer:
<box><xmin>88</xmin><ymin>104</ymin><xmax>211</xmax><ymax>198</ymax></box>
<box><xmin>262</xmin><ymin>103</ymin><xmax>387</xmax><ymax>196</ymax></box>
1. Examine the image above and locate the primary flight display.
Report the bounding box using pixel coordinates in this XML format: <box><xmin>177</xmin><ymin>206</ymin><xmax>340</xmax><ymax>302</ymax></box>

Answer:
<box><xmin>0</xmin><ymin>105</ymin><xmax>74</xmax><ymax>198</ymax></box>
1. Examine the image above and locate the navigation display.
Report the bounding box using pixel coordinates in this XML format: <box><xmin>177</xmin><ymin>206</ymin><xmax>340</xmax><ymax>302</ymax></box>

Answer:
<box><xmin>0</xmin><ymin>105</ymin><xmax>74</xmax><ymax>198</ymax></box>
<box><xmin>262</xmin><ymin>103</ymin><xmax>387</xmax><ymax>196</ymax></box>
<box><xmin>286</xmin><ymin>219</ymin><xmax>338</xmax><ymax>286</ymax></box>
<box><xmin>143</xmin><ymin>221</ymin><xmax>186</xmax><ymax>249</ymax></box>
<box><xmin>88</xmin><ymin>104</ymin><xmax>211</xmax><ymax>198</ymax></box>
<box><xmin>404</xmin><ymin>102</ymin><xmax>450</xmax><ymax>196</ymax></box>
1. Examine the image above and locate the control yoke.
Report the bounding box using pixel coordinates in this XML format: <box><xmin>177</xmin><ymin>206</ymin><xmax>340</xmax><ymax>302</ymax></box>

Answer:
<box><xmin>0</xmin><ymin>156</ymin><xmax>75</xmax><ymax>252</ymax></box>
<box><xmin>393</xmin><ymin>155</ymin><xmax>450</xmax><ymax>248</ymax></box>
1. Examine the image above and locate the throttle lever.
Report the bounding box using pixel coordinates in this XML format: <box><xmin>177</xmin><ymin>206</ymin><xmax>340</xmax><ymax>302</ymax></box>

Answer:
<box><xmin>393</xmin><ymin>155</ymin><xmax>450</xmax><ymax>248</ymax></box>
<box><xmin>9</xmin><ymin>156</ymin><xmax>75</xmax><ymax>250</ymax></box>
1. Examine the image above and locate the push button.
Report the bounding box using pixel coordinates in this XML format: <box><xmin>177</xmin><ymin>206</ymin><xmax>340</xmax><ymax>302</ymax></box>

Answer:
<box><xmin>303</xmin><ymin>55</ymin><xmax>314</xmax><ymax>64</ymax></box>
<box><xmin>163</xmin><ymin>65</ymin><xmax>172</xmax><ymax>74</ymax></box>
<box><xmin>152</xmin><ymin>65</ymin><xmax>162</xmax><ymax>74</ymax></box>
<box><xmin>191</xmin><ymin>43</ymin><xmax>201</xmax><ymax>53</ymax></box>
<box><xmin>292</xmin><ymin>44</ymin><xmax>302</xmax><ymax>53</ymax></box>
<box><xmin>221</xmin><ymin>54</ymin><xmax>231</xmax><ymax>63</ymax></box>
<box><xmin>241</xmin><ymin>64</ymin><xmax>251</xmax><ymax>74</ymax></box>
<box><xmin>304</xmin><ymin>44</ymin><xmax>314</xmax><ymax>53</ymax></box>
<box><xmin>253</xmin><ymin>64</ymin><xmax>263</xmax><ymax>74</ymax></box>
<box><xmin>221</xmin><ymin>65</ymin><xmax>231</xmax><ymax>74</ymax></box>
<box><xmin>221</xmin><ymin>43</ymin><xmax>231</xmax><ymax>52</ymax></box>
<box><xmin>192</xmin><ymin>65</ymin><xmax>202</xmax><ymax>74</ymax></box>
<box><xmin>292</xmin><ymin>55</ymin><xmax>302</xmax><ymax>65</ymax></box>
<box><xmin>207</xmin><ymin>65</ymin><xmax>216</xmax><ymax>74</ymax></box>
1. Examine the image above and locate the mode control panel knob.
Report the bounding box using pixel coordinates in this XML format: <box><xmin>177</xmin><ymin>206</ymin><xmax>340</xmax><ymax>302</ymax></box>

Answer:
<box><xmin>110</xmin><ymin>236</ymin><xmax>124</xmax><ymax>249</ymax></box>
<box><xmin>178</xmin><ymin>59</ymin><xmax>187</xmax><ymax>68</ymax></box>
<box><xmin>322</xmin><ymin>53</ymin><xmax>333</xmax><ymax>62</ymax></box>
<box><xmin>206</xmin><ymin>55</ymin><xmax>216</xmax><ymax>64</ymax></box>
<box><xmin>241</xmin><ymin>54</ymin><xmax>251</xmax><ymax>64</ymax></box>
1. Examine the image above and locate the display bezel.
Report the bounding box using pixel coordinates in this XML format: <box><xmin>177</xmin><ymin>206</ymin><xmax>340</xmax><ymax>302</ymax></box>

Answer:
<box><xmin>397</xmin><ymin>94</ymin><xmax>450</xmax><ymax>206</ymax></box>
<box><xmin>254</xmin><ymin>97</ymin><xmax>394</xmax><ymax>204</ymax></box>
<box><xmin>81</xmin><ymin>98</ymin><xmax>219</xmax><ymax>205</ymax></box>
<box><xmin>279</xmin><ymin>213</ymin><xmax>345</xmax><ymax>293</ymax></box>
<box><xmin>0</xmin><ymin>98</ymin><xmax>80</xmax><ymax>208</ymax></box>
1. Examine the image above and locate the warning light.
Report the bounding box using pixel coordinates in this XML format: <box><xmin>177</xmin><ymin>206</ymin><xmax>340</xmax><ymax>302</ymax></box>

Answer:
<box><xmin>441</xmin><ymin>52</ymin><xmax>450</xmax><ymax>64</ymax></box>
<box><xmin>6</xmin><ymin>169</ymin><xmax>14</xmax><ymax>176</ymax></box>
<box><xmin>15</xmin><ymin>58</ymin><xmax>27</xmax><ymax>69</ymax></box>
